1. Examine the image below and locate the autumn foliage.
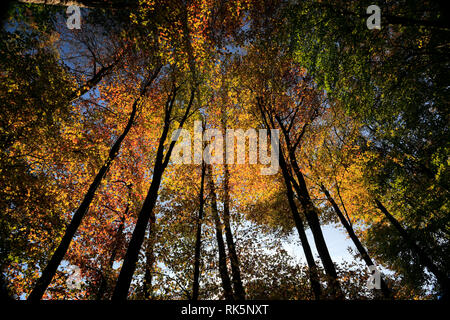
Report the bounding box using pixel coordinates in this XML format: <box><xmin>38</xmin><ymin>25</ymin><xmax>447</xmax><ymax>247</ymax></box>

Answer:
<box><xmin>0</xmin><ymin>0</ymin><xmax>448</xmax><ymax>300</ymax></box>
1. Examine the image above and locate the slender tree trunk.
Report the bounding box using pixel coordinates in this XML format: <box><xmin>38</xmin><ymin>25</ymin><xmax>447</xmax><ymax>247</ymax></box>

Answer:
<box><xmin>111</xmin><ymin>86</ymin><xmax>196</xmax><ymax>300</ymax></box>
<box><xmin>220</xmin><ymin>110</ymin><xmax>245</xmax><ymax>300</ymax></box>
<box><xmin>279</xmin><ymin>151</ymin><xmax>322</xmax><ymax>299</ymax></box>
<box><xmin>256</xmin><ymin>97</ymin><xmax>343</xmax><ymax>299</ymax></box>
<box><xmin>321</xmin><ymin>186</ymin><xmax>392</xmax><ymax>299</ymax></box>
<box><xmin>112</xmin><ymin>162</ymin><xmax>162</xmax><ymax>300</ymax></box>
<box><xmin>28</xmin><ymin>71</ymin><xmax>159</xmax><ymax>301</ymax></box>
<box><xmin>375</xmin><ymin>199</ymin><xmax>450</xmax><ymax>299</ymax></box>
<box><xmin>207</xmin><ymin>165</ymin><xmax>234</xmax><ymax>300</ymax></box>
<box><xmin>143</xmin><ymin>219</ymin><xmax>156</xmax><ymax>300</ymax></box>
<box><xmin>286</xmin><ymin>148</ymin><xmax>343</xmax><ymax>299</ymax></box>
<box><xmin>257</xmin><ymin>99</ymin><xmax>322</xmax><ymax>299</ymax></box>
<box><xmin>221</xmin><ymin>162</ymin><xmax>246</xmax><ymax>300</ymax></box>
<box><xmin>192</xmin><ymin>161</ymin><xmax>206</xmax><ymax>301</ymax></box>
<box><xmin>97</xmin><ymin>209</ymin><xmax>126</xmax><ymax>300</ymax></box>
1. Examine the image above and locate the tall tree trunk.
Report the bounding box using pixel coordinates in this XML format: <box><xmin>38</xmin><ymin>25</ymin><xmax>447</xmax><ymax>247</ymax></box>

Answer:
<box><xmin>221</xmin><ymin>162</ymin><xmax>246</xmax><ymax>300</ymax></box>
<box><xmin>256</xmin><ymin>97</ymin><xmax>343</xmax><ymax>299</ymax></box>
<box><xmin>192</xmin><ymin>161</ymin><xmax>206</xmax><ymax>301</ymax></box>
<box><xmin>257</xmin><ymin>99</ymin><xmax>322</xmax><ymax>299</ymax></box>
<box><xmin>375</xmin><ymin>199</ymin><xmax>450</xmax><ymax>300</ymax></box>
<box><xmin>279</xmin><ymin>151</ymin><xmax>322</xmax><ymax>299</ymax></box>
<box><xmin>321</xmin><ymin>186</ymin><xmax>392</xmax><ymax>299</ymax></box>
<box><xmin>111</xmin><ymin>86</ymin><xmax>196</xmax><ymax>300</ymax></box>
<box><xmin>28</xmin><ymin>71</ymin><xmax>159</xmax><ymax>301</ymax></box>
<box><xmin>287</xmin><ymin>157</ymin><xmax>343</xmax><ymax>299</ymax></box>
<box><xmin>143</xmin><ymin>220</ymin><xmax>156</xmax><ymax>300</ymax></box>
<box><xmin>96</xmin><ymin>208</ymin><xmax>127</xmax><ymax>300</ymax></box>
<box><xmin>207</xmin><ymin>165</ymin><xmax>234</xmax><ymax>301</ymax></box>
<box><xmin>220</xmin><ymin>109</ymin><xmax>245</xmax><ymax>300</ymax></box>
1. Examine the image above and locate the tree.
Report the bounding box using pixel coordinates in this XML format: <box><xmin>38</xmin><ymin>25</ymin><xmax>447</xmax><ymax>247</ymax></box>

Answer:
<box><xmin>28</xmin><ymin>66</ymin><xmax>161</xmax><ymax>301</ymax></box>
<box><xmin>191</xmin><ymin>160</ymin><xmax>206</xmax><ymax>300</ymax></box>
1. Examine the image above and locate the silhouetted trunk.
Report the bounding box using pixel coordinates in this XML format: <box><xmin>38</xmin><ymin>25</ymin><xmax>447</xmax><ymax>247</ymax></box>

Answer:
<box><xmin>286</xmin><ymin>148</ymin><xmax>343</xmax><ymax>299</ymax></box>
<box><xmin>256</xmin><ymin>97</ymin><xmax>343</xmax><ymax>299</ymax></box>
<box><xmin>97</xmin><ymin>209</ymin><xmax>127</xmax><ymax>300</ymax></box>
<box><xmin>207</xmin><ymin>165</ymin><xmax>234</xmax><ymax>301</ymax></box>
<box><xmin>375</xmin><ymin>199</ymin><xmax>450</xmax><ymax>300</ymax></box>
<box><xmin>220</xmin><ymin>110</ymin><xmax>245</xmax><ymax>300</ymax></box>
<box><xmin>279</xmin><ymin>151</ymin><xmax>322</xmax><ymax>299</ymax></box>
<box><xmin>221</xmin><ymin>163</ymin><xmax>246</xmax><ymax>300</ymax></box>
<box><xmin>111</xmin><ymin>86</ymin><xmax>196</xmax><ymax>300</ymax></box>
<box><xmin>143</xmin><ymin>220</ymin><xmax>156</xmax><ymax>299</ymax></box>
<box><xmin>321</xmin><ymin>186</ymin><xmax>392</xmax><ymax>299</ymax></box>
<box><xmin>28</xmin><ymin>71</ymin><xmax>159</xmax><ymax>301</ymax></box>
<box><xmin>192</xmin><ymin>161</ymin><xmax>206</xmax><ymax>301</ymax></box>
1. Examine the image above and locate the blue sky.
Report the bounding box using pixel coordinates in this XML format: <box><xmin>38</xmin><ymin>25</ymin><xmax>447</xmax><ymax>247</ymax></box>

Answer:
<box><xmin>283</xmin><ymin>223</ymin><xmax>356</xmax><ymax>264</ymax></box>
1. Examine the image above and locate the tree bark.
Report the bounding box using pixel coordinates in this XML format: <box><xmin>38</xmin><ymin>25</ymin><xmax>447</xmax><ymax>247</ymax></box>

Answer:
<box><xmin>111</xmin><ymin>86</ymin><xmax>196</xmax><ymax>300</ymax></box>
<box><xmin>321</xmin><ymin>186</ymin><xmax>392</xmax><ymax>299</ymax></box>
<box><xmin>220</xmin><ymin>110</ymin><xmax>245</xmax><ymax>300</ymax></box>
<box><xmin>221</xmin><ymin>162</ymin><xmax>246</xmax><ymax>300</ymax></box>
<box><xmin>375</xmin><ymin>199</ymin><xmax>450</xmax><ymax>300</ymax></box>
<box><xmin>287</xmin><ymin>156</ymin><xmax>343</xmax><ymax>299</ymax></box>
<box><xmin>143</xmin><ymin>220</ymin><xmax>156</xmax><ymax>300</ymax></box>
<box><xmin>256</xmin><ymin>97</ymin><xmax>343</xmax><ymax>299</ymax></box>
<box><xmin>96</xmin><ymin>208</ymin><xmax>126</xmax><ymax>300</ymax></box>
<box><xmin>192</xmin><ymin>161</ymin><xmax>206</xmax><ymax>301</ymax></box>
<box><xmin>279</xmin><ymin>151</ymin><xmax>322</xmax><ymax>299</ymax></box>
<box><xmin>257</xmin><ymin>99</ymin><xmax>322</xmax><ymax>299</ymax></box>
<box><xmin>207</xmin><ymin>165</ymin><xmax>234</xmax><ymax>301</ymax></box>
<box><xmin>28</xmin><ymin>70</ymin><xmax>159</xmax><ymax>301</ymax></box>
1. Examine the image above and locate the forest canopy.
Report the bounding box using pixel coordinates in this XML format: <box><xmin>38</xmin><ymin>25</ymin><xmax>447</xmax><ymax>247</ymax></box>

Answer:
<box><xmin>0</xmin><ymin>0</ymin><xmax>449</xmax><ymax>301</ymax></box>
